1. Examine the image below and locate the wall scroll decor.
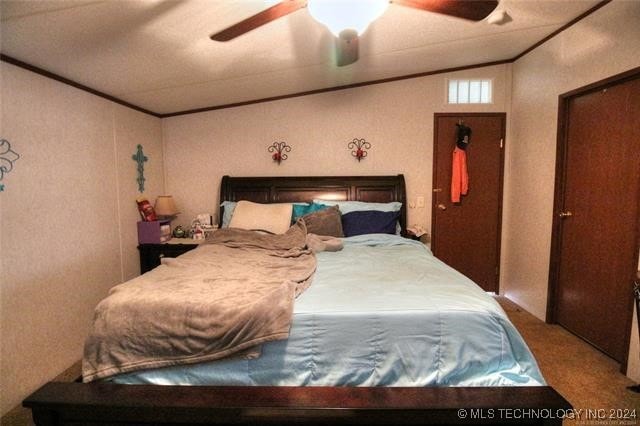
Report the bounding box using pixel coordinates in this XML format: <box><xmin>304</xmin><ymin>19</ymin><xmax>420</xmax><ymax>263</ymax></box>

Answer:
<box><xmin>268</xmin><ymin>141</ymin><xmax>291</xmax><ymax>165</ymax></box>
<box><xmin>132</xmin><ymin>144</ymin><xmax>148</xmax><ymax>193</ymax></box>
<box><xmin>0</xmin><ymin>138</ymin><xmax>20</xmax><ymax>192</ymax></box>
<box><xmin>348</xmin><ymin>138</ymin><xmax>371</xmax><ymax>162</ymax></box>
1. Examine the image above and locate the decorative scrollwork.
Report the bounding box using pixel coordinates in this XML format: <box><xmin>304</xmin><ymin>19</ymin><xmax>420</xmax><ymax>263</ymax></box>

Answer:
<box><xmin>348</xmin><ymin>138</ymin><xmax>371</xmax><ymax>162</ymax></box>
<box><xmin>268</xmin><ymin>141</ymin><xmax>291</xmax><ymax>165</ymax></box>
<box><xmin>0</xmin><ymin>138</ymin><xmax>20</xmax><ymax>192</ymax></box>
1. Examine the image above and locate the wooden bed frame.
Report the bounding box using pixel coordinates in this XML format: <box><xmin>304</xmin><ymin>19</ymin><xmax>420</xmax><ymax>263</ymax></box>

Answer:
<box><xmin>23</xmin><ymin>175</ymin><xmax>571</xmax><ymax>425</ymax></box>
<box><xmin>219</xmin><ymin>174</ymin><xmax>408</xmax><ymax>233</ymax></box>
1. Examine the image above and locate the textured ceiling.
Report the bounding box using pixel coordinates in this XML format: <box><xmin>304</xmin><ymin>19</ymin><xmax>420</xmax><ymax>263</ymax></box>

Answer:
<box><xmin>1</xmin><ymin>0</ymin><xmax>603</xmax><ymax>114</ymax></box>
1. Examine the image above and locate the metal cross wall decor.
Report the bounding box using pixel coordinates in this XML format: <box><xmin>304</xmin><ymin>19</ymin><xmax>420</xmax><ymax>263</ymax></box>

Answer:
<box><xmin>0</xmin><ymin>138</ymin><xmax>20</xmax><ymax>192</ymax></box>
<box><xmin>132</xmin><ymin>144</ymin><xmax>148</xmax><ymax>193</ymax></box>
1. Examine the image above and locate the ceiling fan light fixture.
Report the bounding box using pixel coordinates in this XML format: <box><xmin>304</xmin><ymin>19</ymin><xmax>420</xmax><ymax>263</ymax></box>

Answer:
<box><xmin>307</xmin><ymin>0</ymin><xmax>389</xmax><ymax>37</ymax></box>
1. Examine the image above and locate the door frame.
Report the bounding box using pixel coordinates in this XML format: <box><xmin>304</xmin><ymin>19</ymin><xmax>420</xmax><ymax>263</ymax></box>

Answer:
<box><xmin>432</xmin><ymin>112</ymin><xmax>507</xmax><ymax>293</ymax></box>
<box><xmin>547</xmin><ymin>66</ymin><xmax>640</xmax><ymax>373</ymax></box>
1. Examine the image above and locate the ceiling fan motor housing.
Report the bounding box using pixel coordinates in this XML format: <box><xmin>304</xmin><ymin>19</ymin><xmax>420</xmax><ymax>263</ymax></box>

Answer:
<box><xmin>336</xmin><ymin>29</ymin><xmax>359</xmax><ymax>67</ymax></box>
<box><xmin>209</xmin><ymin>0</ymin><xmax>499</xmax><ymax>67</ymax></box>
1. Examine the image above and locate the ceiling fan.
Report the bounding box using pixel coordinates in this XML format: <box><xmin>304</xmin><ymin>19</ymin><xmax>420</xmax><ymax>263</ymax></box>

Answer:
<box><xmin>210</xmin><ymin>0</ymin><xmax>499</xmax><ymax>66</ymax></box>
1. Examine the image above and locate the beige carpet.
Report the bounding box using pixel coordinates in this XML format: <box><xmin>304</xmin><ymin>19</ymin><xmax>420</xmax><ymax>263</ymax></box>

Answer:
<box><xmin>497</xmin><ymin>296</ymin><xmax>639</xmax><ymax>424</ymax></box>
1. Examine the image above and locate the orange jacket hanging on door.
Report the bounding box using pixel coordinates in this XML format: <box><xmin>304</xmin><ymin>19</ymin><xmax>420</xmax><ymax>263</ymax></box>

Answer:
<box><xmin>451</xmin><ymin>147</ymin><xmax>468</xmax><ymax>203</ymax></box>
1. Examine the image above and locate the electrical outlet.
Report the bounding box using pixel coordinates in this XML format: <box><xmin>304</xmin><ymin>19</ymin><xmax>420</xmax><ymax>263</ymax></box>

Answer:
<box><xmin>416</xmin><ymin>196</ymin><xmax>425</xmax><ymax>208</ymax></box>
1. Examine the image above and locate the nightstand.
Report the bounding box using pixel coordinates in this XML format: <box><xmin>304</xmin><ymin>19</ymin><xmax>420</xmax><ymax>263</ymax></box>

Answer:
<box><xmin>138</xmin><ymin>239</ymin><xmax>204</xmax><ymax>274</ymax></box>
<box><xmin>406</xmin><ymin>234</ymin><xmax>431</xmax><ymax>250</ymax></box>
<box><xmin>408</xmin><ymin>233</ymin><xmax>430</xmax><ymax>245</ymax></box>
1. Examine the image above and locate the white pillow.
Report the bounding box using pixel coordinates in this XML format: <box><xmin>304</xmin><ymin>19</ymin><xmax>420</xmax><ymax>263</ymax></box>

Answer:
<box><xmin>228</xmin><ymin>201</ymin><xmax>293</xmax><ymax>234</ymax></box>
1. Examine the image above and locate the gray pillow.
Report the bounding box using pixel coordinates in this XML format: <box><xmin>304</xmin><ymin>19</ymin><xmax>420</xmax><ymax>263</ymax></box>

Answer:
<box><xmin>302</xmin><ymin>205</ymin><xmax>344</xmax><ymax>237</ymax></box>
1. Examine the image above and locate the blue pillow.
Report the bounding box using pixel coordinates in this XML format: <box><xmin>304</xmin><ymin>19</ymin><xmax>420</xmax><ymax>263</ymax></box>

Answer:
<box><xmin>220</xmin><ymin>201</ymin><xmax>236</xmax><ymax>228</ymax></box>
<box><xmin>341</xmin><ymin>210</ymin><xmax>401</xmax><ymax>237</ymax></box>
<box><xmin>292</xmin><ymin>202</ymin><xmax>329</xmax><ymax>223</ymax></box>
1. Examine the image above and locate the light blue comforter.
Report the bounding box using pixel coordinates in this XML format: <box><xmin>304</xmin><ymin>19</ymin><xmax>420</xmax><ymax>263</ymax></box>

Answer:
<box><xmin>111</xmin><ymin>234</ymin><xmax>544</xmax><ymax>386</ymax></box>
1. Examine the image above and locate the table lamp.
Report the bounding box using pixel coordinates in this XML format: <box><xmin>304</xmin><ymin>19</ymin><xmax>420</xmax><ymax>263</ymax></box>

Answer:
<box><xmin>154</xmin><ymin>195</ymin><xmax>179</xmax><ymax>220</ymax></box>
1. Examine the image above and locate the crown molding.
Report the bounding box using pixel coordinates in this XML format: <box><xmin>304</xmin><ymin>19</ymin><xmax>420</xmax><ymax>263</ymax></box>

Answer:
<box><xmin>1</xmin><ymin>0</ymin><xmax>612</xmax><ymax>118</ymax></box>
<box><xmin>510</xmin><ymin>0</ymin><xmax>611</xmax><ymax>62</ymax></box>
<box><xmin>0</xmin><ymin>54</ymin><xmax>161</xmax><ymax>118</ymax></box>
<box><xmin>160</xmin><ymin>59</ymin><xmax>511</xmax><ymax>118</ymax></box>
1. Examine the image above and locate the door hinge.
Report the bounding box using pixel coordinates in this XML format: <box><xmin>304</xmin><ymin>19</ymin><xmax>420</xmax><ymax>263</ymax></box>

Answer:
<box><xmin>499</xmin><ymin>138</ymin><xmax>504</xmax><ymax>149</ymax></box>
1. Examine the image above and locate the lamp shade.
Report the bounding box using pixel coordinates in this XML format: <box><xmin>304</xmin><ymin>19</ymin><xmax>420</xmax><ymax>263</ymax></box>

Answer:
<box><xmin>307</xmin><ymin>0</ymin><xmax>388</xmax><ymax>37</ymax></box>
<box><xmin>154</xmin><ymin>195</ymin><xmax>179</xmax><ymax>217</ymax></box>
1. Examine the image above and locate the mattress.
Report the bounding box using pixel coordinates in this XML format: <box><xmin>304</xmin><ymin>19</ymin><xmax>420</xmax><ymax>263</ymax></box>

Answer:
<box><xmin>110</xmin><ymin>234</ymin><xmax>544</xmax><ymax>387</ymax></box>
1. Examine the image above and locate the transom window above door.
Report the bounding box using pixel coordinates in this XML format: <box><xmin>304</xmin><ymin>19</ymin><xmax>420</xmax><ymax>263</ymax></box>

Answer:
<box><xmin>448</xmin><ymin>79</ymin><xmax>492</xmax><ymax>104</ymax></box>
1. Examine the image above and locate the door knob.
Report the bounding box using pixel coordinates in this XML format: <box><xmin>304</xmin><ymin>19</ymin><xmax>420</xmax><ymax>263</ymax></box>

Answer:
<box><xmin>559</xmin><ymin>211</ymin><xmax>573</xmax><ymax>218</ymax></box>
<box><xmin>433</xmin><ymin>188</ymin><xmax>443</xmax><ymax>193</ymax></box>
<box><xmin>437</xmin><ymin>204</ymin><xmax>447</xmax><ymax>210</ymax></box>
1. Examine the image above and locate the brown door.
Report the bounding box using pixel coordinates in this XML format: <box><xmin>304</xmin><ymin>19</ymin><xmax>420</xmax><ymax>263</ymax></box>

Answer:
<box><xmin>551</xmin><ymin>75</ymin><xmax>640</xmax><ymax>363</ymax></box>
<box><xmin>432</xmin><ymin>113</ymin><xmax>505</xmax><ymax>292</ymax></box>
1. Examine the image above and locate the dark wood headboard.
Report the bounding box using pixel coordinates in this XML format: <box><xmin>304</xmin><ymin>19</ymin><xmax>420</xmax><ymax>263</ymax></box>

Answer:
<box><xmin>219</xmin><ymin>175</ymin><xmax>407</xmax><ymax>234</ymax></box>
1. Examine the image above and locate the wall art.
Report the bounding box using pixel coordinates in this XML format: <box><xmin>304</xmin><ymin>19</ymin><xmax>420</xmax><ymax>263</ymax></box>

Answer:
<box><xmin>268</xmin><ymin>141</ymin><xmax>291</xmax><ymax>165</ymax></box>
<box><xmin>132</xmin><ymin>144</ymin><xmax>148</xmax><ymax>193</ymax></box>
<box><xmin>0</xmin><ymin>139</ymin><xmax>20</xmax><ymax>192</ymax></box>
<box><xmin>348</xmin><ymin>138</ymin><xmax>371</xmax><ymax>162</ymax></box>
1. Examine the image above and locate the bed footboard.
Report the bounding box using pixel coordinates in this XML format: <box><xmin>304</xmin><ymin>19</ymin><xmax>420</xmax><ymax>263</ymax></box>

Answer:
<box><xmin>24</xmin><ymin>382</ymin><xmax>571</xmax><ymax>425</ymax></box>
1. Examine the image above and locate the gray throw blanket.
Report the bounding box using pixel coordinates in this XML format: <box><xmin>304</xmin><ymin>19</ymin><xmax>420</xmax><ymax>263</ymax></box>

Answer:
<box><xmin>305</xmin><ymin>233</ymin><xmax>344</xmax><ymax>253</ymax></box>
<box><xmin>83</xmin><ymin>221</ymin><xmax>316</xmax><ymax>382</ymax></box>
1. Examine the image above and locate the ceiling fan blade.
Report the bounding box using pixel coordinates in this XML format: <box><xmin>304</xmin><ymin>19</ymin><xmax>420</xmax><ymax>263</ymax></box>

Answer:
<box><xmin>336</xmin><ymin>29</ymin><xmax>359</xmax><ymax>67</ymax></box>
<box><xmin>392</xmin><ymin>0</ymin><xmax>499</xmax><ymax>21</ymax></box>
<box><xmin>210</xmin><ymin>0</ymin><xmax>306</xmax><ymax>41</ymax></box>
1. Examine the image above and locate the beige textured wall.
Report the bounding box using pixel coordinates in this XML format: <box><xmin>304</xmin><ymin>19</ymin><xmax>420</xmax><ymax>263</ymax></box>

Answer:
<box><xmin>163</xmin><ymin>64</ymin><xmax>511</xmax><ymax>232</ymax></box>
<box><xmin>114</xmin><ymin>106</ymin><xmax>165</xmax><ymax>281</ymax></box>
<box><xmin>0</xmin><ymin>63</ymin><xmax>163</xmax><ymax>415</ymax></box>
<box><xmin>502</xmin><ymin>0</ymin><xmax>640</xmax><ymax>381</ymax></box>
